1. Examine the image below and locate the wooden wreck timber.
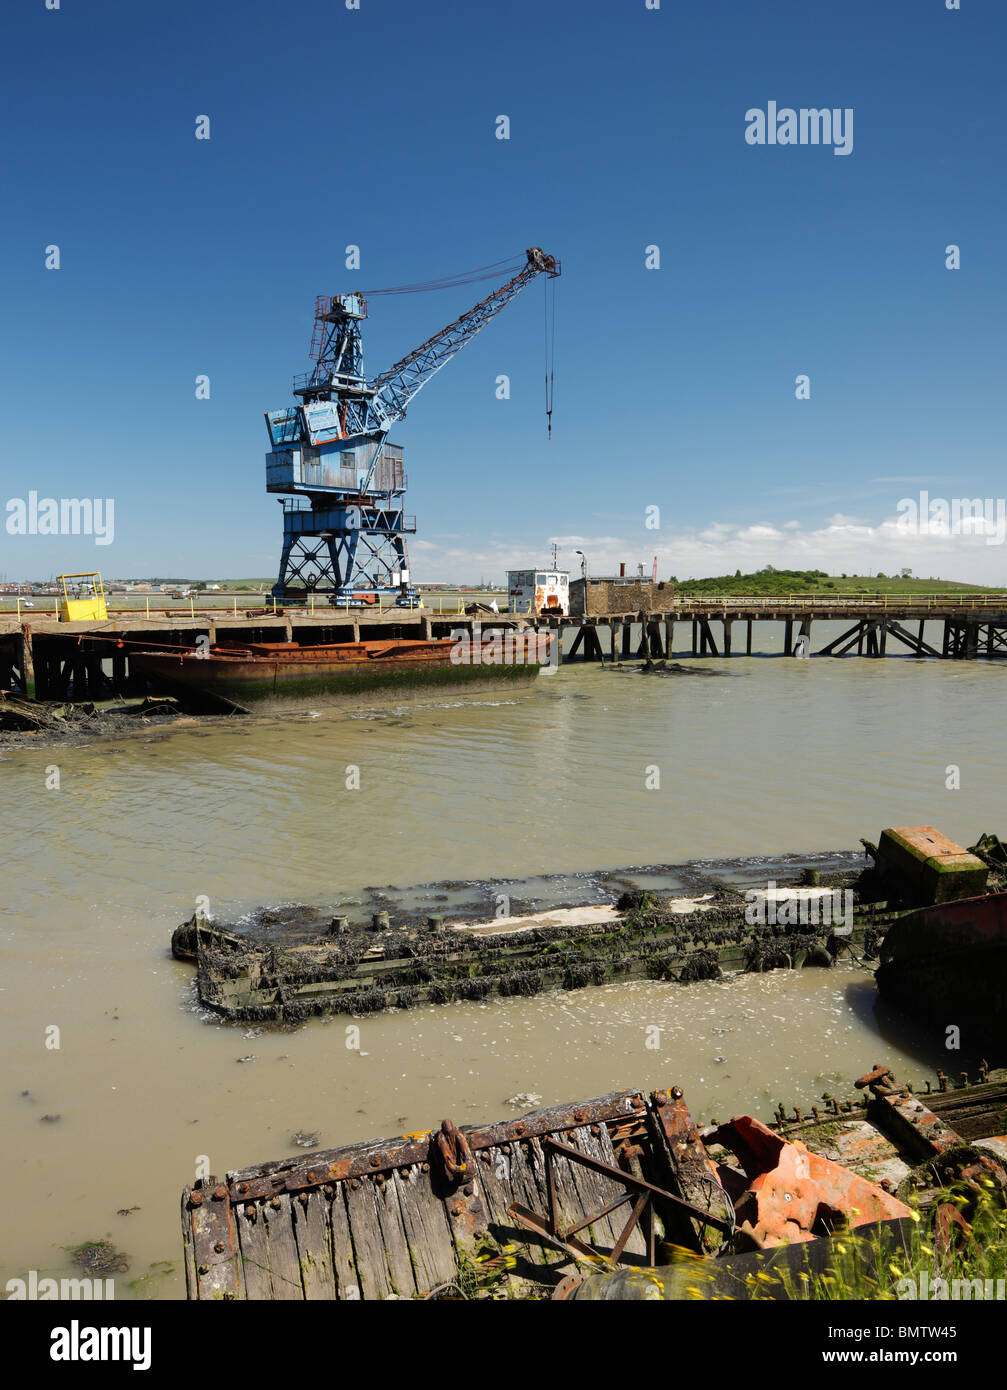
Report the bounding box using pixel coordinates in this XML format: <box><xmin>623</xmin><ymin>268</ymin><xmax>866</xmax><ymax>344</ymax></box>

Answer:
<box><xmin>174</xmin><ymin>878</ymin><xmax>888</xmax><ymax>1024</ymax></box>
<box><xmin>180</xmin><ymin>1064</ymin><xmax>1007</xmax><ymax>1300</ymax></box>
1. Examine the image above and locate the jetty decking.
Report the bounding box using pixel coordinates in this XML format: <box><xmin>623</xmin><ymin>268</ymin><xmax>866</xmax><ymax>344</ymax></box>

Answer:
<box><xmin>4</xmin><ymin>593</ymin><xmax>1007</xmax><ymax>698</ymax></box>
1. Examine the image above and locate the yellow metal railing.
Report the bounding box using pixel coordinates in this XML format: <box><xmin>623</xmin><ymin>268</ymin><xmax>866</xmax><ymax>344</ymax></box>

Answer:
<box><xmin>56</xmin><ymin>571</ymin><xmax>108</xmax><ymax>623</ymax></box>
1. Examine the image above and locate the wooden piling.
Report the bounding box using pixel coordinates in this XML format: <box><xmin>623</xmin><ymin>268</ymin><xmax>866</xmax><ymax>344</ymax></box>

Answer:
<box><xmin>18</xmin><ymin>626</ymin><xmax>36</xmax><ymax>698</ymax></box>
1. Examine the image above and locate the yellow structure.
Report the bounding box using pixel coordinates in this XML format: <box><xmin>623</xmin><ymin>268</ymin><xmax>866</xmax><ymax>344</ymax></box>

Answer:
<box><xmin>58</xmin><ymin>572</ymin><xmax>108</xmax><ymax>622</ymax></box>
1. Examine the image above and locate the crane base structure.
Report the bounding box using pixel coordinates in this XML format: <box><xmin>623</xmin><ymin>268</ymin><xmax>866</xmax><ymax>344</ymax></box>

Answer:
<box><xmin>264</xmin><ymin>248</ymin><xmax>560</xmax><ymax>606</ymax></box>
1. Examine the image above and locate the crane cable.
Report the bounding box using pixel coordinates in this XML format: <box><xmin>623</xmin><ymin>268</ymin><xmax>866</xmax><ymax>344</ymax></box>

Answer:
<box><xmin>544</xmin><ymin>272</ymin><xmax>556</xmax><ymax>438</ymax></box>
<box><xmin>361</xmin><ymin>255</ymin><xmax>524</xmax><ymax>296</ymax></box>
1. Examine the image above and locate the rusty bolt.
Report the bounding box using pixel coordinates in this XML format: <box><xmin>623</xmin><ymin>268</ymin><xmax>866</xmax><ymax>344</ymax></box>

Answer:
<box><xmin>574</xmin><ymin>1108</ymin><xmax>587</xmax><ymax>1122</ymax></box>
<box><xmin>213</xmin><ymin>1240</ymin><xmax>225</xmax><ymax>1253</ymax></box>
<box><xmin>463</xmin><ymin>1183</ymin><xmax>473</xmax><ymax>1196</ymax></box>
<box><xmin>197</xmin><ymin>1264</ymin><xmax>210</xmax><ymax>1276</ymax></box>
<box><xmin>212</xmin><ymin>1185</ymin><xmax>227</xmax><ymax>1202</ymax></box>
<box><xmin>590</xmin><ymin>1124</ymin><xmax>601</xmax><ymax>1136</ymax></box>
<box><xmin>671</xmin><ymin>1085</ymin><xmax>684</xmax><ymax>1101</ymax></box>
<box><xmin>189</xmin><ymin>1191</ymin><xmax>204</xmax><ymax>1208</ymax></box>
<box><xmin>369</xmin><ymin>1155</ymin><xmax>381</xmax><ymax>1167</ymax></box>
<box><xmin>421</xmin><ymin>1163</ymin><xmax>429</xmax><ymax>1173</ymax></box>
<box><xmin>513</xmin><ymin>1123</ymin><xmax>525</xmax><ymax>1137</ymax></box>
<box><xmin>451</xmin><ymin>1203</ymin><xmax>463</xmax><ymax>1216</ymax></box>
<box><xmin>270</xmin><ymin>1197</ymin><xmax>281</xmax><ymax>1210</ymax></box>
<box><xmin>237</xmin><ymin>1182</ymin><xmax>250</xmax><ymax>1196</ymax></box>
<box><xmin>244</xmin><ymin>1205</ymin><xmax>255</xmax><ymax>1218</ymax></box>
<box><xmin>631</xmin><ymin>1095</ymin><xmax>645</xmax><ymax>1110</ymax></box>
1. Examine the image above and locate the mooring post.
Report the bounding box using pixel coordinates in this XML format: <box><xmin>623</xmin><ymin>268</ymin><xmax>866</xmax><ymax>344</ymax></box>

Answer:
<box><xmin>18</xmin><ymin>624</ymin><xmax>35</xmax><ymax>698</ymax></box>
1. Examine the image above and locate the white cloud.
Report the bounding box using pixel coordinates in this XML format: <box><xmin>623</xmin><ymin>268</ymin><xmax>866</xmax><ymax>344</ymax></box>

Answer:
<box><xmin>408</xmin><ymin>508</ymin><xmax>1007</xmax><ymax>584</ymax></box>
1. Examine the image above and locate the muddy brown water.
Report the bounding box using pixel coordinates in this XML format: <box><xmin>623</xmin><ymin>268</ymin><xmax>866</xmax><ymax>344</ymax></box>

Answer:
<box><xmin>2</xmin><ymin>645</ymin><xmax>1004</xmax><ymax>1298</ymax></box>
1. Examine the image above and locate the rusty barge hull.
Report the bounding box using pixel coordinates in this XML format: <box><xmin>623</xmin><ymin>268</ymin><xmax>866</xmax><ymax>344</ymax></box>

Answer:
<box><xmin>876</xmin><ymin>891</ymin><xmax>1007</xmax><ymax>1042</ymax></box>
<box><xmin>180</xmin><ymin>1063</ymin><xmax>1007</xmax><ymax>1301</ymax></box>
<box><xmin>131</xmin><ymin>637</ymin><xmax>546</xmax><ymax>703</ymax></box>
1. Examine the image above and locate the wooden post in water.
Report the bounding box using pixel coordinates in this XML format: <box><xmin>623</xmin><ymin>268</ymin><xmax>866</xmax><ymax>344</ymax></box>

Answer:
<box><xmin>784</xmin><ymin>618</ymin><xmax>793</xmax><ymax>655</ymax></box>
<box><xmin>18</xmin><ymin>625</ymin><xmax>35</xmax><ymax>698</ymax></box>
<box><xmin>723</xmin><ymin>619</ymin><xmax>732</xmax><ymax>656</ymax></box>
<box><xmin>691</xmin><ymin>619</ymin><xmax>698</xmax><ymax>656</ymax></box>
<box><xmin>746</xmin><ymin>619</ymin><xmax>753</xmax><ymax>654</ymax></box>
<box><xmin>112</xmin><ymin>646</ymin><xmax>127</xmax><ymax>696</ymax></box>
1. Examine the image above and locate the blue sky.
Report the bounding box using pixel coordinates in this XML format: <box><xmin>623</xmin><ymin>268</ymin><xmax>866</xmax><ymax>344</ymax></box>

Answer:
<box><xmin>2</xmin><ymin>0</ymin><xmax>1005</xmax><ymax>583</ymax></box>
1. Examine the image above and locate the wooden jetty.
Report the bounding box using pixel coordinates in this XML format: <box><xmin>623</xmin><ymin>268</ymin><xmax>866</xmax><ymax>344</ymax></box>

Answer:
<box><xmin>4</xmin><ymin>593</ymin><xmax>1007</xmax><ymax>698</ymax></box>
<box><xmin>179</xmin><ymin>1063</ymin><xmax>1007</xmax><ymax>1300</ymax></box>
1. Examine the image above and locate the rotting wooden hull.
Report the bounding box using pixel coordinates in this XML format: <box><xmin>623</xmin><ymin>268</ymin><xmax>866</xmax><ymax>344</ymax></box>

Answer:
<box><xmin>131</xmin><ymin>636</ymin><xmax>547</xmax><ymax>703</ymax></box>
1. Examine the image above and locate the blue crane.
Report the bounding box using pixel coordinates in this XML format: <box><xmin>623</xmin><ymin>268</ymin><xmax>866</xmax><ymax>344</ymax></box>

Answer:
<box><xmin>264</xmin><ymin>247</ymin><xmax>561</xmax><ymax>605</ymax></box>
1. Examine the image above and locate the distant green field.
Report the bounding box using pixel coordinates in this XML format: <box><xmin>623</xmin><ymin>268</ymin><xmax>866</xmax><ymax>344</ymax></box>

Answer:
<box><xmin>673</xmin><ymin>570</ymin><xmax>1005</xmax><ymax>598</ymax></box>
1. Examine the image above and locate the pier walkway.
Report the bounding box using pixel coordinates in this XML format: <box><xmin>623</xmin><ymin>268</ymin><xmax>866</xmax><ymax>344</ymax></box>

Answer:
<box><xmin>2</xmin><ymin>594</ymin><xmax>1006</xmax><ymax>699</ymax></box>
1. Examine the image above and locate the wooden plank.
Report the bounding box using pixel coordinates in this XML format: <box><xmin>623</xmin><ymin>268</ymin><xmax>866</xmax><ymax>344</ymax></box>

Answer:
<box><xmin>343</xmin><ymin>1178</ymin><xmax>398</xmax><ymax>1299</ymax></box>
<box><xmin>180</xmin><ymin>1194</ymin><xmax>197</xmax><ymax>1299</ymax></box>
<box><xmin>328</xmin><ymin>1185</ymin><xmax>360</xmax><ymax>1300</ymax></box>
<box><xmin>262</xmin><ymin>1194</ymin><xmax>306</xmax><ymax>1299</ymax></box>
<box><xmin>392</xmin><ymin>1165</ymin><xmax>457</xmax><ymax>1295</ymax></box>
<box><xmin>371</xmin><ymin>1174</ymin><xmax>417</xmax><ymax>1297</ymax></box>
<box><xmin>562</xmin><ymin>1125</ymin><xmax>641</xmax><ymax>1256</ymax></box>
<box><xmin>236</xmin><ymin>1200</ymin><xmax>274</xmax><ymax>1299</ymax></box>
<box><xmin>291</xmin><ymin>1189</ymin><xmax>336</xmax><ymax>1300</ymax></box>
<box><xmin>489</xmin><ymin>1140</ymin><xmax>554</xmax><ymax>1265</ymax></box>
<box><xmin>520</xmin><ymin>1137</ymin><xmax>570</xmax><ymax>1270</ymax></box>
